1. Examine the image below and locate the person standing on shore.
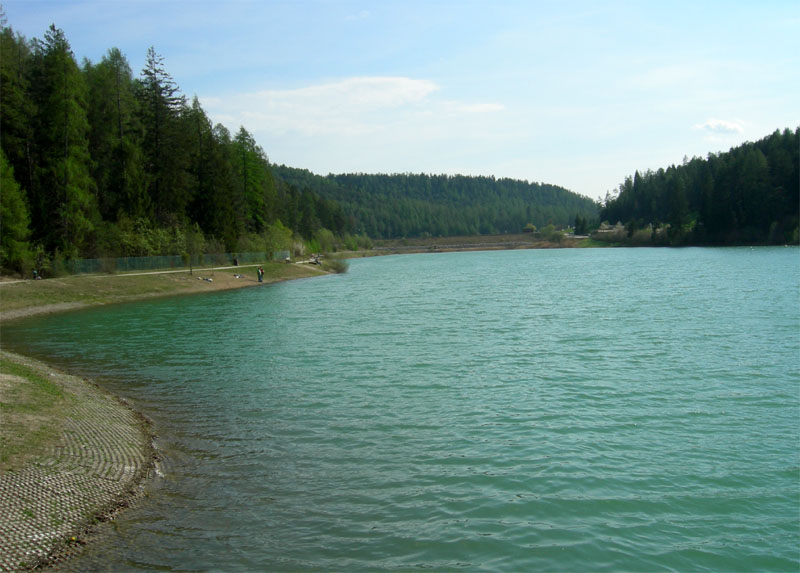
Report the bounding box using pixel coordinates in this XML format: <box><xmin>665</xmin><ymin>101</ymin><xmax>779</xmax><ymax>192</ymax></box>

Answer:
<box><xmin>258</xmin><ymin>267</ymin><xmax>264</xmax><ymax>282</ymax></box>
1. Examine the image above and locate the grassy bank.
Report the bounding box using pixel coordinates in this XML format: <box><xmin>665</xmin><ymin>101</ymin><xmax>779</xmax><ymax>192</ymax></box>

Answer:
<box><xmin>0</xmin><ymin>261</ymin><xmax>328</xmax><ymax>323</ymax></box>
<box><xmin>0</xmin><ymin>352</ymin><xmax>64</xmax><ymax>471</ymax></box>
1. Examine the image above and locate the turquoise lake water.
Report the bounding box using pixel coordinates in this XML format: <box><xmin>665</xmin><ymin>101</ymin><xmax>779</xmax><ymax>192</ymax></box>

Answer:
<box><xmin>5</xmin><ymin>247</ymin><xmax>800</xmax><ymax>571</ymax></box>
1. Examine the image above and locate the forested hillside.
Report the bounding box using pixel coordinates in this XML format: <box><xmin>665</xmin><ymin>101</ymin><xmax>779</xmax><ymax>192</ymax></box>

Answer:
<box><xmin>272</xmin><ymin>167</ymin><xmax>598</xmax><ymax>239</ymax></box>
<box><xmin>600</xmin><ymin>128</ymin><xmax>799</xmax><ymax>245</ymax></box>
<box><xmin>0</xmin><ymin>21</ymin><xmax>349</xmax><ymax>274</ymax></box>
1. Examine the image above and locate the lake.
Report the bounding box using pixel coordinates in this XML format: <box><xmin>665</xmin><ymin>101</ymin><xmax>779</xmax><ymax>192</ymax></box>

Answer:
<box><xmin>5</xmin><ymin>247</ymin><xmax>799</xmax><ymax>571</ymax></box>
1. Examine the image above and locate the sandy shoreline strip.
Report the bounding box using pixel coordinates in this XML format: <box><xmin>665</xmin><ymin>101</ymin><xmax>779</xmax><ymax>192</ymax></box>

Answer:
<box><xmin>0</xmin><ymin>263</ymin><xmax>330</xmax><ymax>570</ymax></box>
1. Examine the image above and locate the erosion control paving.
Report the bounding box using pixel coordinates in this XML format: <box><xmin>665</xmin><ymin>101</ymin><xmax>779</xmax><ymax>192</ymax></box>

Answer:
<box><xmin>0</xmin><ymin>356</ymin><xmax>153</xmax><ymax>571</ymax></box>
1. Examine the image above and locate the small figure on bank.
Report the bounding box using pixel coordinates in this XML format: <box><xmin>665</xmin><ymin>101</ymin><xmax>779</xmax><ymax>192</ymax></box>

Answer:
<box><xmin>258</xmin><ymin>267</ymin><xmax>264</xmax><ymax>282</ymax></box>
<box><xmin>33</xmin><ymin>269</ymin><xmax>39</xmax><ymax>280</ymax></box>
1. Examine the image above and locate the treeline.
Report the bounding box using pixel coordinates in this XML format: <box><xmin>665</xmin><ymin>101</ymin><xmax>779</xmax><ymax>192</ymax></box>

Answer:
<box><xmin>600</xmin><ymin>128</ymin><xmax>799</xmax><ymax>245</ymax></box>
<box><xmin>272</xmin><ymin>167</ymin><xmax>599</xmax><ymax>239</ymax></box>
<box><xmin>0</xmin><ymin>20</ymin><xmax>350</xmax><ymax>274</ymax></box>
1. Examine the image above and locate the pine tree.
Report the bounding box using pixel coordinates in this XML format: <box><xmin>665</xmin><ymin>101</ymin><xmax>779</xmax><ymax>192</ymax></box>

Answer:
<box><xmin>0</xmin><ymin>21</ymin><xmax>36</xmax><ymax>196</ymax></box>
<box><xmin>30</xmin><ymin>25</ymin><xmax>97</xmax><ymax>256</ymax></box>
<box><xmin>0</xmin><ymin>148</ymin><xmax>32</xmax><ymax>273</ymax></box>
<box><xmin>184</xmin><ymin>98</ymin><xmax>242</xmax><ymax>248</ymax></box>
<box><xmin>138</xmin><ymin>46</ymin><xmax>189</xmax><ymax>222</ymax></box>
<box><xmin>84</xmin><ymin>48</ymin><xmax>147</xmax><ymax>220</ymax></box>
<box><xmin>233</xmin><ymin>127</ymin><xmax>276</xmax><ymax>232</ymax></box>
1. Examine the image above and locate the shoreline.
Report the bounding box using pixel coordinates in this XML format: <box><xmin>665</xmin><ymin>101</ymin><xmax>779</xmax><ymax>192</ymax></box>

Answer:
<box><xmin>0</xmin><ymin>350</ymin><xmax>156</xmax><ymax>571</ymax></box>
<box><xmin>0</xmin><ymin>262</ymin><xmax>329</xmax><ymax>570</ymax></box>
<box><xmin>0</xmin><ymin>262</ymin><xmax>329</xmax><ymax>324</ymax></box>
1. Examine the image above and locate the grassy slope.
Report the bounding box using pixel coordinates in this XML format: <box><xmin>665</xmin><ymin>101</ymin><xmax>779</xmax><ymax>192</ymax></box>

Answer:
<box><xmin>0</xmin><ymin>353</ymin><xmax>65</xmax><ymax>470</ymax></box>
<box><xmin>0</xmin><ymin>262</ymin><xmax>327</xmax><ymax>321</ymax></box>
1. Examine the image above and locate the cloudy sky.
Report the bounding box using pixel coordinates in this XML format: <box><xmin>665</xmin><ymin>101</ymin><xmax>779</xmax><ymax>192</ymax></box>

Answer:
<box><xmin>4</xmin><ymin>0</ymin><xmax>799</xmax><ymax>200</ymax></box>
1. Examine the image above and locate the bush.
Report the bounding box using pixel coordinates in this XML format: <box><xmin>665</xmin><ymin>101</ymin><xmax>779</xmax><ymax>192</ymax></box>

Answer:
<box><xmin>323</xmin><ymin>258</ymin><xmax>349</xmax><ymax>273</ymax></box>
<box><xmin>237</xmin><ymin>233</ymin><xmax>265</xmax><ymax>253</ymax></box>
<box><xmin>314</xmin><ymin>228</ymin><xmax>336</xmax><ymax>252</ymax></box>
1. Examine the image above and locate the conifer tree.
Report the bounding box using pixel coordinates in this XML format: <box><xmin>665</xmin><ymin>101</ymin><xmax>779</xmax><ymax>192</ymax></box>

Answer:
<box><xmin>84</xmin><ymin>48</ymin><xmax>148</xmax><ymax>221</ymax></box>
<box><xmin>233</xmin><ymin>126</ymin><xmax>276</xmax><ymax>232</ymax></box>
<box><xmin>30</xmin><ymin>25</ymin><xmax>97</xmax><ymax>256</ymax></box>
<box><xmin>0</xmin><ymin>21</ymin><xmax>35</xmax><ymax>196</ymax></box>
<box><xmin>0</xmin><ymin>148</ymin><xmax>32</xmax><ymax>273</ymax></box>
<box><xmin>138</xmin><ymin>46</ymin><xmax>189</xmax><ymax>222</ymax></box>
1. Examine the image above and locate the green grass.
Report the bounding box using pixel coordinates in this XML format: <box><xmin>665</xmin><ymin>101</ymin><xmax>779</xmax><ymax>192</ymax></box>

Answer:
<box><xmin>0</xmin><ymin>355</ymin><xmax>66</xmax><ymax>470</ymax></box>
<box><xmin>574</xmin><ymin>237</ymin><xmax>616</xmax><ymax>248</ymax></box>
<box><xmin>0</xmin><ymin>261</ymin><xmax>324</xmax><ymax>318</ymax></box>
<box><xmin>0</xmin><ymin>358</ymin><xmax>63</xmax><ymax>403</ymax></box>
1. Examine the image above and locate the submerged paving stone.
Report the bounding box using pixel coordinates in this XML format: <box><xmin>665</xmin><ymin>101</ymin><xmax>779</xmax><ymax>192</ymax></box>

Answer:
<box><xmin>0</xmin><ymin>354</ymin><xmax>153</xmax><ymax>571</ymax></box>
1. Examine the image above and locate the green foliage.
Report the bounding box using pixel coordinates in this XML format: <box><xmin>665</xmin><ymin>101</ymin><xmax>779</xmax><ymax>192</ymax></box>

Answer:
<box><xmin>0</xmin><ymin>20</ymin><xmax>352</xmax><ymax>267</ymax></box>
<box><xmin>0</xmin><ymin>149</ymin><xmax>32</xmax><ymax>274</ymax></box>
<box><xmin>341</xmin><ymin>233</ymin><xmax>372</xmax><ymax>251</ymax></box>
<box><xmin>272</xmin><ymin>167</ymin><xmax>598</xmax><ymax>240</ymax></box>
<box><xmin>263</xmin><ymin>221</ymin><xmax>293</xmax><ymax>259</ymax></box>
<box><xmin>314</xmin><ymin>228</ymin><xmax>336</xmax><ymax>252</ymax></box>
<box><xmin>573</xmin><ymin>215</ymin><xmax>588</xmax><ymax>235</ymax></box>
<box><xmin>601</xmin><ymin>128</ymin><xmax>800</xmax><ymax>245</ymax></box>
<box><xmin>322</xmin><ymin>258</ymin><xmax>349</xmax><ymax>274</ymax></box>
<box><xmin>31</xmin><ymin>25</ymin><xmax>98</xmax><ymax>256</ymax></box>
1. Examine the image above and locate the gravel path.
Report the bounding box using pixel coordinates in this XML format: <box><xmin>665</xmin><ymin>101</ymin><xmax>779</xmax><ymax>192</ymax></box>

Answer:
<box><xmin>0</xmin><ymin>354</ymin><xmax>154</xmax><ymax>571</ymax></box>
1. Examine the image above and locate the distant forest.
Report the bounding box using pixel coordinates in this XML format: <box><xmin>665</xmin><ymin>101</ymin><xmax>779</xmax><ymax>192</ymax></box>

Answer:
<box><xmin>272</xmin><ymin>167</ymin><xmax>598</xmax><ymax>239</ymax></box>
<box><xmin>600</xmin><ymin>128</ymin><xmax>799</xmax><ymax>245</ymax></box>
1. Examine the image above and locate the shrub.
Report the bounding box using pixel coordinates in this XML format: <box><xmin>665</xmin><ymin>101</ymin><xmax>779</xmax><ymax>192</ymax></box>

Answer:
<box><xmin>323</xmin><ymin>258</ymin><xmax>349</xmax><ymax>273</ymax></box>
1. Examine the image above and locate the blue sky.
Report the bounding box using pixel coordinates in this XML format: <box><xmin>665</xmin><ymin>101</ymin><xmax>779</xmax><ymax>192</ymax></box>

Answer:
<box><xmin>4</xmin><ymin>0</ymin><xmax>799</xmax><ymax>200</ymax></box>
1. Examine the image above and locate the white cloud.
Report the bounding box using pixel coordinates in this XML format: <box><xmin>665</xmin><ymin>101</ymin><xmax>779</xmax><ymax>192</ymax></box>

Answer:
<box><xmin>202</xmin><ymin>76</ymin><xmax>510</xmax><ymax>140</ymax></box>
<box><xmin>694</xmin><ymin>118</ymin><xmax>744</xmax><ymax>134</ymax></box>
<box><xmin>203</xmin><ymin>77</ymin><xmax>439</xmax><ymax>136</ymax></box>
<box><xmin>201</xmin><ymin>76</ymin><xmax>518</xmax><ymax>180</ymax></box>
<box><xmin>456</xmin><ymin>103</ymin><xmax>505</xmax><ymax>113</ymax></box>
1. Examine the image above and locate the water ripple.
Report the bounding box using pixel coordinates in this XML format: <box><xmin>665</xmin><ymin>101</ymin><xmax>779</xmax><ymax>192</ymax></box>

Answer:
<box><xmin>4</xmin><ymin>247</ymin><xmax>799</xmax><ymax>571</ymax></box>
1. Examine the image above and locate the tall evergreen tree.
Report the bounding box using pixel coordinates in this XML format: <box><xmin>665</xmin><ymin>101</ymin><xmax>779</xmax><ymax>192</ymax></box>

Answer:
<box><xmin>0</xmin><ymin>148</ymin><xmax>31</xmax><ymax>273</ymax></box>
<box><xmin>29</xmin><ymin>25</ymin><xmax>97</xmax><ymax>256</ymax></box>
<box><xmin>233</xmin><ymin>126</ymin><xmax>276</xmax><ymax>232</ymax></box>
<box><xmin>138</xmin><ymin>46</ymin><xmax>189</xmax><ymax>222</ymax></box>
<box><xmin>0</xmin><ymin>21</ymin><xmax>35</xmax><ymax>196</ymax></box>
<box><xmin>84</xmin><ymin>48</ymin><xmax>147</xmax><ymax>220</ymax></box>
<box><xmin>184</xmin><ymin>98</ymin><xmax>241</xmax><ymax>248</ymax></box>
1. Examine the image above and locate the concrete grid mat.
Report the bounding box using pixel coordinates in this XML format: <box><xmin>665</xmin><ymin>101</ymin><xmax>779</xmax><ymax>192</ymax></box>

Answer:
<box><xmin>0</xmin><ymin>364</ymin><xmax>152</xmax><ymax>571</ymax></box>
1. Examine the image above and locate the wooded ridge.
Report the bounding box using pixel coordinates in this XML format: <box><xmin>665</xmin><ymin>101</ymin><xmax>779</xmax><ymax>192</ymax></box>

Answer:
<box><xmin>271</xmin><ymin>167</ymin><xmax>599</xmax><ymax>240</ymax></box>
<box><xmin>600</xmin><ymin>127</ymin><xmax>799</xmax><ymax>245</ymax></box>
